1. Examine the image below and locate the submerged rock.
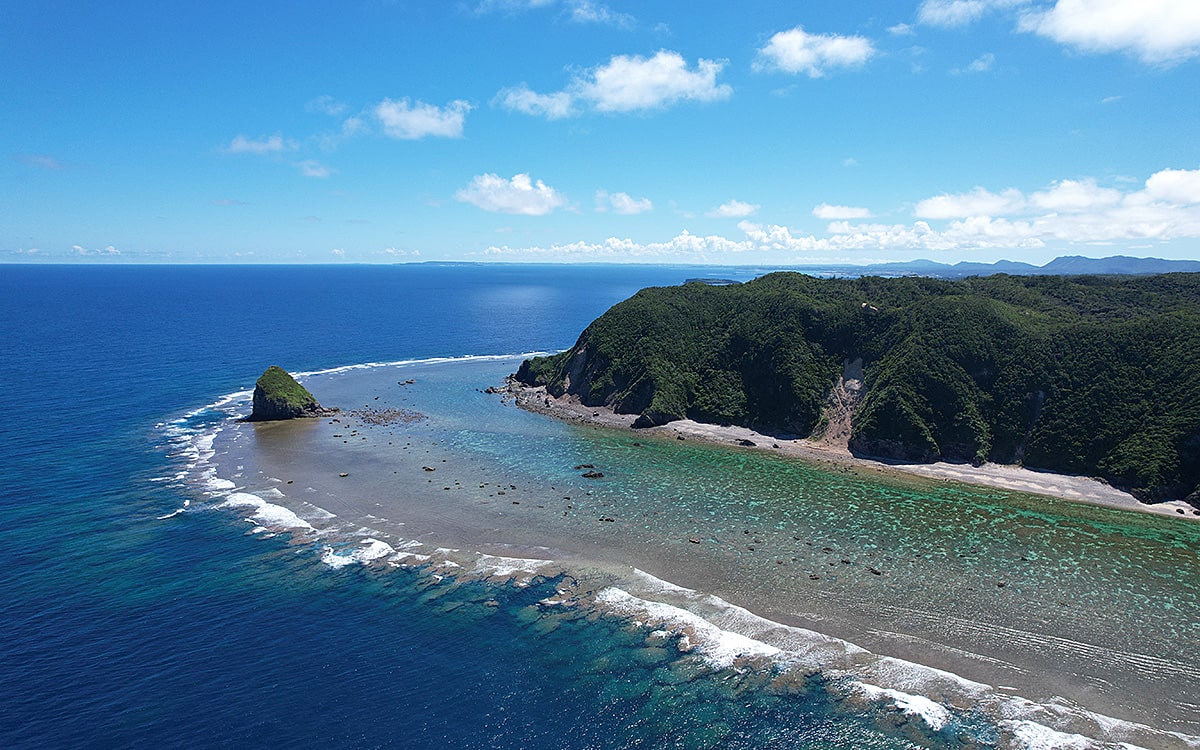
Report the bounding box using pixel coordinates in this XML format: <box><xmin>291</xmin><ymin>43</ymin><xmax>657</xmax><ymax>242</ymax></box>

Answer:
<box><xmin>246</xmin><ymin>366</ymin><xmax>337</xmax><ymax>422</ymax></box>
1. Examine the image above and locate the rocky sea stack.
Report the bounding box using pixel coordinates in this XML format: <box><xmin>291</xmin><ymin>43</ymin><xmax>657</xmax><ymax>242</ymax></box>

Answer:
<box><xmin>246</xmin><ymin>366</ymin><xmax>337</xmax><ymax>422</ymax></box>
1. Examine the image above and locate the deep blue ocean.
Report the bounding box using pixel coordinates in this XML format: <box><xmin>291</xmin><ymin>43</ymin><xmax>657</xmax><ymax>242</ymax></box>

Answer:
<box><xmin>0</xmin><ymin>263</ymin><xmax>875</xmax><ymax>749</ymax></box>
<box><xmin>3</xmin><ymin>264</ymin><xmax>1197</xmax><ymax>750</ymax></box>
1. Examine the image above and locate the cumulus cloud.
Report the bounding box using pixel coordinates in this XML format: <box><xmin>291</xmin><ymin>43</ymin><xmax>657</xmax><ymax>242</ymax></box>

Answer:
<box><xmin>1144</xmin><ymin>168</ymin><xmax>1200</xmax><ymax>204</ymax></box>
<box><xmin>72</xmin><ymin>244</ymin><xmax>121</xmax><ymax>256</ymax></box>
<box><xmin>754</xmin><ymin>26</ymin><xmax>876</xmax><ymax>77</ymax></box>
<box><xmin>1019</xmin><ymin>0</ymin><xmax>1200</xmax><ymax>65</ymax></box>
<box><xmin>813</xmin><ymin>203</ymin><xmax>872</xmax><ymax>220</ymax></box>
<box><xmin>498</xmin><ymin>50</ymin><xmax>731</xmax><ymax>118</ymax></box>
<box><xmin>374</xmin><ymin>98</ymin><xmax>472</xmax><ymax>139</ymax></box>
<box><xmin>597</xmin><ymin>190</ymin><xmax>653</xmax><ymax>214</ymax></box>
<box><xmin>479</xmin><ymin>167</ymin><xmax>1200</xmax><ymax>259</ymax></box>
<box><xmin>1029</xmin><ymin>178</ymin><xmax>1122</xmax><ymax>211</ymax></box>
<box><xmin>382</xmin><ymin>247</ymin><xmax>420</xmax><ymax>257</ymax></box>
<box><xmin>223</xmin><ymin>134</ymin><xmax>297</xmax><ymax>155</ymax></box>
<box><xmin>915</xmin><ymin>187</ymin><xmax>1026</xmax><ymax>218</ymax></box>
<box><xmin>889</xmin><ymin>23</ymin><xmax>917</xmax><ymax>36</ymax></box>
<box><xmin>580</xmin><ymin>50</ymin><xmax>731</xmax><ymax>112</ymax></box>
<box><xmin>707</xmin><ymin>200</ymin><xmax>760</xmax><ymax>218</ymax></box>
<box><xmin>332</xmin><ymin>248</ymin><xmax>345</xmax><ymax>256</ymax></box>
<box><xmin>455</xmin><ymin>173</ymin><xmax>567</xmax><ymax>215</ymax></box>
<box><xmin>482</xmin><ymin>230</ymin><xmax>755</xmax><ymax>259</ymax></box>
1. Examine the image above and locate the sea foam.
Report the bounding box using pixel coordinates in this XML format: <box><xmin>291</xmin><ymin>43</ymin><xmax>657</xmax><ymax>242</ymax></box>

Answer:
<box><xmin>321</xmin><ymin>539</ymin><xmax>396</xmax><ymax>569</ymax></box>
<box><xmin>220</xmin><ymin>492</ymin><xmax>315</xmax><ymax>532</ymax></box>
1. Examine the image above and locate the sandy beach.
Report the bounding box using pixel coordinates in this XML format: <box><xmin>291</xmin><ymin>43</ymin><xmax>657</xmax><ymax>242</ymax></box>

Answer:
<box><xmin>506</xmin><ymin>380</ymin><xmax>1200</xmax><ymax>522</ymax></box>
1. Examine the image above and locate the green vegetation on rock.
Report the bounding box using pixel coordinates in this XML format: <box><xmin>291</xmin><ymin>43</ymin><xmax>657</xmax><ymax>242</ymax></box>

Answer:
<box><xmin>515</xmin><ymin>272</ymin><xmax>1200</xmax><ymax>502</ymax></box>
<box><xmin>247</xmin><ymin>365</ymin><xmax>330</xmax><ymax>421</ymax></box>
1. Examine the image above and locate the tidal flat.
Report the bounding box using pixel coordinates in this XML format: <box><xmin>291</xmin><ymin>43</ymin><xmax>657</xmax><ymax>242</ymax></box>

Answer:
<box><xmin>201</xmin><ymin>356</ymin><xmax>1200</xmax><ymax>747</ymax></box>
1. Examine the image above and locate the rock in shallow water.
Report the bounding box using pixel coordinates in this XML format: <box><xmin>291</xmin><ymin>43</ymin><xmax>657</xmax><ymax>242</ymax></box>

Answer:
<box><xmin>246</xmin><ymin>365</ymin><xmax>337</xmax><ymax>422</ymax></box>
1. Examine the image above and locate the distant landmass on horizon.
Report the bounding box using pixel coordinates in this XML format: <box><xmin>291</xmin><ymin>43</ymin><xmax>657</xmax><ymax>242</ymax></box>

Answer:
<box><xmin>832</xmin><ymin>254</ymin><xmax>1200</xmax><ymax>279</ymax></box>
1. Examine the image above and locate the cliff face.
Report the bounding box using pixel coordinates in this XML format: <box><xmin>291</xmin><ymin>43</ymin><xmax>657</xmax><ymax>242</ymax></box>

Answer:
<box><xmin>246</xmin><ymin>366</ymin><xmax>336</xmax><ymax>421</ymax></box>
<box><xmin>515</xmin><ymin>272</ymin><xmax>1200</xmax><ymax>503</ymax></box>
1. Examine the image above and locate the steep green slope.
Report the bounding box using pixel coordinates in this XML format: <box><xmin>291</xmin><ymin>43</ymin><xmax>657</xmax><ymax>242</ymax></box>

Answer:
<box><xmin>515</xmin><ymin>272</ymin><xmax>1200</xmax><ymax>502</ymax></box>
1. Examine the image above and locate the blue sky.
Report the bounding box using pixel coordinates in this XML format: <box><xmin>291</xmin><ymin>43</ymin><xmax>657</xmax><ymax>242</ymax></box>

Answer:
<box><xmin>3</xmin><ymin>0</ymin><xmax>1199</xmax><ymax>265</ymax></box>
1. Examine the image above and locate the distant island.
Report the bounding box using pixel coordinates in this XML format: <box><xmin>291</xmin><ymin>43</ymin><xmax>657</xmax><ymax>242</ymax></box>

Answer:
<box><xmin>516</xmin><ymin>272</ymin><xmax>1200</xmax><ymax>505</ymax></box>
<box><xmin>807</xmin><ymin>254</ymin><xmax>1200</xmax><ymax>279</ymax></box>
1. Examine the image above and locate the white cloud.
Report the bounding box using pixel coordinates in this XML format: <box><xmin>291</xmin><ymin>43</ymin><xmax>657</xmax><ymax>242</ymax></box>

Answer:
<box><xmin>72</xmin><ymin>244</ymin><xmax>121</xmax><ymax>256</ymax></box>
<box><xmin>500</xmin><ymin>50</ymin><xmax>731</xmax><ymax>117</ymax></box>
<box><xmin>455</xmin><ymin>173</ymin><xmax>567</xmax><ymax>215</ymax></box>
<box><xmin>295</xmin><ymin>160</ymin><xmax>333</xmax><ymax>178</ymax></box>
<box><xmin>597</xmin><ymin>190</ymin><xmax>653</xmax><ymax>214</ymax></box>
<box><xmin>473</xmin><ymin>0</ymin><xmax>633</xmax><ymax>26</ymax></box>
<box><xmin>918</xmin><ymin>0</ymin><xmax>1029</xmax><ymax>28</ymax></box>
<box><xmin>707</xmin><ymin>199</ymin><xmax>760</xmax><ymax>218</ymax></box>
<box><xmin>1029</xmin><ymin>178</ymin><xmax>1122</xmax><ymax>211</ymax></box>
<box><xmin>332</xmin><ymin>248</ymin><xmax>345</xmax><ymax>256</ymax></box>
<box><xmin>953</xmin><ymin>52</ymin><xmax>996</xmax><ymax>73</ymax></box>
<box><xmin>480</xmin><ymin>167</ymin><xmax>1200</xmax><ymax>259</ymax></box>
<box><xmin>915</xmin><ymin>187</ymin><xmax>1026</xmax><ymax>218</ymax></box>
<box><xmin>754</xmin><ymin>26</ymin><xmax>876</xmax><ymax>77</ymax></box>
<box><xmin>495</xmin><ymin>85</ymin><xmax>575</xmax><ymax>119</ymax></box>
<box><xmin>889</xmin><ymin>22</ymin><xmax>917</xmax><ymax>36</ymax></box>
<box><xmin>1143</xmin><ymin>168</ymin><xmax>1200</xmax><ymax>204</ymax></box>
<box><xmin>224</xmin><ymin>134</ymin><xmax>297</xmax><ymax>155</ymax></box>
<box><xmin>306</xmin><ymin>95</ymin><xmax>347</xmax><ymax>116</ymax></box>
<box><xmin>374</xmin><ymin>99</ymin><xmax>472</xmax><ymax>139</ymax></box>
<box><xmin>569</xmin><ymin>1</ymin><xmax>633</xmax><ymax>27</ymax></box>
<box><xmin>813</xmin><ymin>203</ymin><xmax>872</xmax><ymax>220</ymax></box>
<box><xmin>580</xmin><ymin>50</ymin><xmax>732</xmax><ymax>112</ymax></box>
<box><xmin>483</xmin><ymin>230</ymin><xmax>755</xmax><ymax>259</ymax></box>
<box><xmin>1019</xmin><ymin>0</ymin><xmax>1200</xmax><ymax>65</ymax></box>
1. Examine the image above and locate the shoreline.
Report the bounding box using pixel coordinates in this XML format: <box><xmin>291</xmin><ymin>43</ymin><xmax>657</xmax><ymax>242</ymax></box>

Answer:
<box><xmin>190</xmin><ymin>360</ymin><xmax>1200</xmax><ymax>742</ymax></box>
<box><xmin>506</xmin><ymin>380</ymin><xmax>1200</xmax><ymax>522</ymax></box>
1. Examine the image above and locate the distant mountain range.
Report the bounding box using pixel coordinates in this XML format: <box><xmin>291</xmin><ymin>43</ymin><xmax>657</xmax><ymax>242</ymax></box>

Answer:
<box><xmin>810</xmin><ymin>255</ymin><xmax>1200</xmax><ymax>279</ymax></box>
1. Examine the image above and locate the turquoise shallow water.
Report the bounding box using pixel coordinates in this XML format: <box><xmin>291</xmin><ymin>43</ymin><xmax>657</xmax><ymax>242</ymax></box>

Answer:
<box><xmin>194</xmin><ymin>356</ymin><xmax>1200</xmax><ymax>747</ymax></box>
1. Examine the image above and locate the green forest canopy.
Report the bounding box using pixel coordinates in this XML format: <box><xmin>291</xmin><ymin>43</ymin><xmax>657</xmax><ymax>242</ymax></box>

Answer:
<box><xmin>516</xmin><ymin>272</ymin><xmax>1200</xmax><ymax>503</ymax></box>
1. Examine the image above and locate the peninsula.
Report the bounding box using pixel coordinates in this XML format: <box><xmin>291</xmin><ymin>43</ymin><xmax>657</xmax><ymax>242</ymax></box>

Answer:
<box><xmin>515</xmin><ymin>272</ymin><xmax>1200</xmax><ymax>507</ymax></box>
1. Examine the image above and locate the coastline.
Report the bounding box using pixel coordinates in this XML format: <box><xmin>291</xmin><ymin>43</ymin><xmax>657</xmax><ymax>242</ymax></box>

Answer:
<box><xmin>505</xmin><ymin>380</ymin><xmax>1200</xmax><ymax>522</ymax></box>
<box><xmin>188</xmin><ymin>358</ymin><xmax>1200</xmax><ymax>743</ymax></box>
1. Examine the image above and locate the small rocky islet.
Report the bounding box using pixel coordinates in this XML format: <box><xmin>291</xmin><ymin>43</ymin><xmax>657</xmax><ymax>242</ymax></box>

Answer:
<box><xmin>244</xmin><ymin>365</ymin><xmax>338</xmax><ymax>422</ymax></box>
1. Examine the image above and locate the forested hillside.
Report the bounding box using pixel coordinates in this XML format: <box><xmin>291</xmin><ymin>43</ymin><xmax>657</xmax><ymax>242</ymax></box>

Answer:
<box><xmin>515</xmin><ymin>272</ymin><xmax>1200</xmax><ymax>503</ymax></box>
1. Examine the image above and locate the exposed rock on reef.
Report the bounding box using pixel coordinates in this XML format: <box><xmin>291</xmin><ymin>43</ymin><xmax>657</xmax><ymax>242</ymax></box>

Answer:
<box><xmin>246</xmin><ymin>366</ymin><xmax>337</xmax><ymax>422</ymax></box>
